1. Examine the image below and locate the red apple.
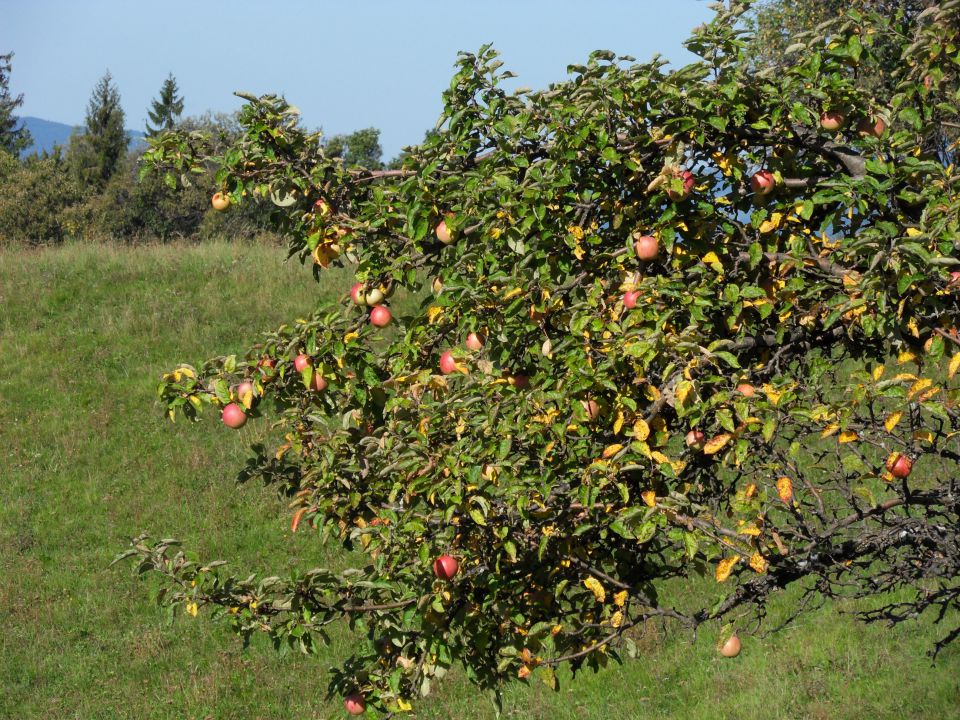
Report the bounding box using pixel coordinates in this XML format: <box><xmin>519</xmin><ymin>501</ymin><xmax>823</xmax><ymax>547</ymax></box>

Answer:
<box><xmin>344</xmin><ymin>694</ymin><xmax>366</xmax><ymax>716</ymax></box>
<box><xmin>294</xmin><ymin>354</ymin><xmax>312</xmax><ymax>373</ymax></box>
<box><xmin>581</xmin><ymin>399</ymin><xmax>601</xmax><ymax>421</ymax></box>
<box><xmin>685</xmin><ymin>430</ymin><xmax>706</xmax><ymax>450</ymax></box>
<box><xmin>820</xmin><ymin>110</ymin><xmax>847</xmax><ymax>131</ymax></box>
<box><xmin>211</xmin><ymin>192</ymin><xmax>230</xmax><ymax>211</ymax></box>
<box><xmin>439</xmin><ymin>351</ymin><xmax>458</xmax><ymax>375</ymax></box>
<box><xmin>736</xmin><ymin>383</ymin><xmax>756</xmax><ymax>398</ymax></box>
<box><xmin>433</xmin><ymin>554</ymin><xmax>459</xmax><ymax>580</ymax></box>
<box><xmin>750</xmin><ymin>170</ymin><xmax>776</xmax><ymax>196</ymax></box>
<box><xmin>720</xmin><ymin>634</ymin><xmax>741</xmax><ymax>658</ymax></box>
<box><xmin>236</xmin><ymin>381</ymin><xmax>254</xmax><ymax>407</ymax></box>
<box><xmin>465</xmin><ymin>332</ymin><xmax>484</xmax><ymax>351</ymax></box>
<box><xmin>666</xmin><ymin>169</ymin><xmax>695</xmax><ymax>201</ymax></box>
<box><xmin>350</xmin><ymin>282</ymin><xmax>366</xmax><ymax>306</ymax></box>
<box><xmin>436</xmin><ymin>215</ymin><xmax>455</xmax><ymax>245</ymax></box>
<box><xmin>221</xmin><ymin>403</ymin><xmax>247</xmax><ymax>429</ymax></box>
<box><xmin>369</xmin><ymin>306</ymin><xmax>392</xmax><ymax>327</ymax></box>
<box><xmin>511</xmin><ymin>374</ymin><xmax>530</xmax><ymax>389</ymax></box>
<box><xmin>623</xmin><ymin>290</ymin><xmax>641</xmax><ymax>309</ymax></box>
<box><xmin>364</xmin><ymin>287</ymin><xmax>385</xmax><ymax>306</ymax></box>
<box><xmin>634</xmin><ymin>235</ymin><xmax>660</xmax><ymax>261</ymax></box>
<box><xmin>310</xmin><ymin>373</ymin><xmax>328</xmax><ymax>392</ymax></box>
<box><xmin>886</xmin><ymin>453</ymin><xmax>913</xmax><ymax>479</ymax></box>
<box><xmin>857</xmin><ymin>116</ymin><xmax>887</xmax><ymax>138</ymax></box>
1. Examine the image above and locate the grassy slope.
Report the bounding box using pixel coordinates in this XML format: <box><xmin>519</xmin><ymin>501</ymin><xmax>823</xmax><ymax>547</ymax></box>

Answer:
<box><xmin>0</xmin><ymin>242</ymin><xmax>957</xmax><ymax>720</ymax></box>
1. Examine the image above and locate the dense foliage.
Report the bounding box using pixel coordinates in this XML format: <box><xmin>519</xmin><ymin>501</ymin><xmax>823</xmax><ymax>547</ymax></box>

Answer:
<box><xmin>124</xmin><ymin>0</ymin><xmax>960</xmax><ymax>714</ymax></box>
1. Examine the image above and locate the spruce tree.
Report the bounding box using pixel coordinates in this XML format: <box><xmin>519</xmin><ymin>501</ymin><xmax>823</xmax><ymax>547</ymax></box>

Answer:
<box><xmin>145</xmin><ymin>73</ymin><xmax>184</xmax><ymax>137</ymax></box>
<box><xmin>0</xmin><ymin>52</ymin><xmax>32</xmax><ymax>156</ymax></box>
<box><xmin>79</xmin><ymin>70</ymin><xmax>128</xmax><ymax>186</ymax></box>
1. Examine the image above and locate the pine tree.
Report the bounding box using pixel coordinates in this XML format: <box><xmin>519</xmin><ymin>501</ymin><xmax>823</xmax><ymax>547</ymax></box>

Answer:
<box><xmin>77</xmin><ymin>70</ymin><xmax>128</xmax><ymax>186</ymax></box>
<box><xmin>0</xmin><ymin>52</ymin><xmax>32</xmax><ymax>156</ymax></box>
<box><xmin>145</xmin><ymin>73</ymin><xmax>184</xmax><ymax>137</ymax></box>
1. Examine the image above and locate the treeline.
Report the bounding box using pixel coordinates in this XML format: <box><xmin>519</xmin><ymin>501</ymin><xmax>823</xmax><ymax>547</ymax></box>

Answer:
<box><xmin>0</xmin><ymin>57</ymin><xmax>393</xmax><ymax>245</ymax></box>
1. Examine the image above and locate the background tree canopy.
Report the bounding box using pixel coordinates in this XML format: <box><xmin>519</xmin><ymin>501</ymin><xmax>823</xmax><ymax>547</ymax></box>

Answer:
<box><xmin>124</xmin><ymin>0</ymin><xmax>960</xmax><ymax>714</ymax></box>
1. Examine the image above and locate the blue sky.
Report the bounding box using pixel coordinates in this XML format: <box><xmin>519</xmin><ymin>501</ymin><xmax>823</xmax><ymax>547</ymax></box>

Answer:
<box><xmin>2</xmin><ymin>1</ymin><xmax>715</xmax><ymax>159</ymax></box>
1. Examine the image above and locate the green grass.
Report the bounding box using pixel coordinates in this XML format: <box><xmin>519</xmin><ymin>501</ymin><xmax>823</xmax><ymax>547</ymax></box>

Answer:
<box><xmin>0</xmin><ymin>241</ymin><xmax>958</xmax><ymax>719</ymax></box>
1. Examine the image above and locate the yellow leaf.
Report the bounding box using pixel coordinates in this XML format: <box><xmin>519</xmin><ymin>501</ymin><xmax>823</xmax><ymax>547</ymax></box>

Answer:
<box><xmin>776</xmin><ymin>476</ymin><xmax>793</xmax><ymax>503</ymax></box>
<box><xmin>703</xmin><ymin>433</ymin><xmax>731</xmax><ymax>455</ymax></box>
<box><xmin>633</xmin><ymin>419</ymin><xmax>650</xmax><ymax>442</ymax></box>
<box><xmin>186</xmin><ymin>602</ymin><xmax>199</xmax><ymax>617</ymax></box>
<box><xmin>884</xmin><ymin>412</ymin><xmax>902</xmax><ymax>433</ymax></box>
<box><xmin>641</xmin><ymin>490</ymin><xmax>656</xmax><ymax>507</ymax></box>
<box><xmin>610</xmin><ymin>610</ymin><xmax>624</xmax><ymax>628</ymax></box>
<box><xmin>584</xmin><ymin>576</ymin><xmax>606</xmax><ymax>603</ymax></box>
<box><xmin>178</xmin><ymin>366</ymin><xmax>196</xmax><ymax>379</ymax></box>
<box><xmin>518</xmin><ymin>665</ymin><xmax>532</xmax><ymax>679</ymax></box>
<box><xmin>759</xmin><ymin>212</ymin><xmax>784</xmax><ymax>234</ymax></box>
<box><xmin>602</xmin><ymin>444</ymin><xmax>624</xmax><ymax>459</ymax></box>
<box><xmin>738</xmin><ymin>522</ymin><xmax>761</xmax><ymax>537</ymax></box>
<box><xmin>906</xmin><ymin>227</ymin><xmax>922</xmax><ymax>237</ymax></box>
<box><xmin>820</xmin><ymin>424</ymin><xmax>839</xmax><ymax>438</ymax></box>
<box><xmin>872</xmin><ymin>364</ymin><xmax>885</xmax><ymax>381</ymax></box>
<box><xmin>763</xmin><ymin>384</ymin><xmax>783</xmax><ymax>406</ymax></box>
<box><xmin>613</xmin><ymin>409</ymin><xmax>625</xmax><ymax>435</ymax></box>
<box><xmin>426</xmin><ymin>306</ymin><xmax>444</xmax><ymax>324</ymax></box>
<box><xmin>397</xmin><ymin>698</ymin><xmax>413</xmax><ymax>712</ymax></box>
<box><xmin>838</xmin><ymin>430</ymin><xmax>858</xmax><ymax>444</ymax></box>
<box><xmin>898</xmin><ymin>350</ymin><xmax>917</xmax><ymax>364</ymax></box>
<box><xmin>749</xmin><ymin>553</ymin><xmax>769</xmax><ymax>574</ymax></box>
<box><xmin>949</xmin><ymin>353</ymin><xmax>960</xmax><ymax>380</ymax></box>
<box><xmin>343</xmin><ymin>331</ymin><xmax>360</xmax><ymax>343</ymax></box>
<box><xmin>702</xmin><ymin>251</ymin><xmax>721</xmax><ymax>264</ymax></box>
<box><xmin>502</xmin><ymin>287</ymin><xmax>524</xmax><ymax>301</ymax></box>
<box><xmin>675</xmin><ymin>380</ymin><xmax>693</xmax><ymax>406</ymax></box>
<box><xmin>913</xmin><ymin>429</ymin><xmax>935</xmax><ymax>444</ymax></box>
<box><xmin>613</xmin><ymin>590</ymin><xmax>628</xmax><ymax>607</ymax></box>
<box><xmin>715</xmin><ymin>556</ymin><xmax>740</xmax><ymax>583</ymax></box>
<box><xmin>908</xmin><ymin>378</ymin><xmax>933</xmax><ymax>400</ymax></box>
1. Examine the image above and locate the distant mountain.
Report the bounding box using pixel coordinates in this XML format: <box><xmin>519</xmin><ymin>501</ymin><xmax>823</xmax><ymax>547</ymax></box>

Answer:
<box><xmin>18</xmin><ymin>116</ymin><xmax>147</xmax><ymax>157</ymax></box>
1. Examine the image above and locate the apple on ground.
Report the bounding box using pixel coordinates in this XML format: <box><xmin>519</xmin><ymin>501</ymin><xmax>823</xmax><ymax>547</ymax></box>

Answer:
<box><xmin>211</xmin><ymin>192</ymin><xmax>230</xmax><ymax>211</ymax></box>
<box><xmin>369</xmin><ymin>306</ymin><xmax>392</xmax><ymax>327</ymax></box>
<box><xmin>750</xmin><ymin>170</ymin><xmax>776</xmax><ymax>196</ymax></box>
<box><xmin>720</xmin><ymin>634</ymin><xmax>741</xmax><ymax>658</ymax></box>
<box><xmin>886</xmin><ymin>453</ymin><xmax>913</xmax><ymax>479</ymax></box>
<box><xmin>294</xmin><ymin>354</ymin><xmax>312</xmax><ymax>373</ymax></box>
<box><xmin>433</xmin><ymin>554</ymin><xmax>459</xmax><ymax>580</ymax></box>
<box><xmin>666</xmin><ymin>169</ymin><xmax>695</xmax><ymax>201</ymax></box>
<box><xmin>820</xmin><ymin>110</ymin><xmax>846</xmax><ymax>131</ymax></box>
<box><xmin>465</xmin><ymin>332</ymin><xmax>484</xmax><ymax>351</ymax></box>
<box><xmin>623</xmin><ymin>290</ymin><xmax>640</xmax><ymax>309</ymax></box>
<box><xmin>343</xmin><ymin>694</ymin><xmax>366</xmax><ymax>716</ymax></box>
<box><xmin>685</xmin><ymin>429</ymin><xmax>706</xmax><ymax>450</ymax></box>
<box><xmin>634</xmin><ymin>234</ymin><xmax>659</xmax><ymax>261</ymax></box>
<box><xmin>221</xmin><ymin>403</ymin><xmax>247</xmax><ymax>429</ymax></box>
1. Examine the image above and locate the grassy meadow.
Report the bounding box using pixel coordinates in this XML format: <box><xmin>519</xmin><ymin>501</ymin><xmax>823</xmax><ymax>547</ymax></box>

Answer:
<box><xmin>0</xmin><ymin>241</ymin><xmax>958</xmax><ymax>719</ymax></box>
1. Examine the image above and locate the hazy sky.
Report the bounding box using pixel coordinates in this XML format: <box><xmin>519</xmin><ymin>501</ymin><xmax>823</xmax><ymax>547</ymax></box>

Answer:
<box><xmin>2</xmin><ymin>1</ymin><xmax>715</xmax><ymax>159</ymax></box>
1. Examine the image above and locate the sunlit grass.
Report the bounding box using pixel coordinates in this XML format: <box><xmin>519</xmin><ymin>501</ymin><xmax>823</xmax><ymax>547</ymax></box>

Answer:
<box><xmin>0</xmin><ymin>240</ymin><xmax>957</xmax><ymax>719</ymax></box>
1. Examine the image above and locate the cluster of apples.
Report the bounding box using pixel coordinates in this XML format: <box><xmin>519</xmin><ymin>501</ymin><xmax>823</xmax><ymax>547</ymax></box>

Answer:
<box><xmin>221</xmin><ymin>353</ymin><xmax>331</xmax><ymax>429</ymax></box>
<box><xmin>820</xmin><ymin>109</ymin><xmax>888</xmax><ymax>138</ymax></box>
<box><xmin>351</xmin><ymin>282</ymin><xmax>393</xmax><ymax>327</ymax></box>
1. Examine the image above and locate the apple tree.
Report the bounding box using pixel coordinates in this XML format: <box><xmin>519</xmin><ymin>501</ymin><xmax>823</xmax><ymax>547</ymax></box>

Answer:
<box><xmin>120</xmin><ymin>0</ymin><xmax>960</xmax><ymax>713</ymax></box>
